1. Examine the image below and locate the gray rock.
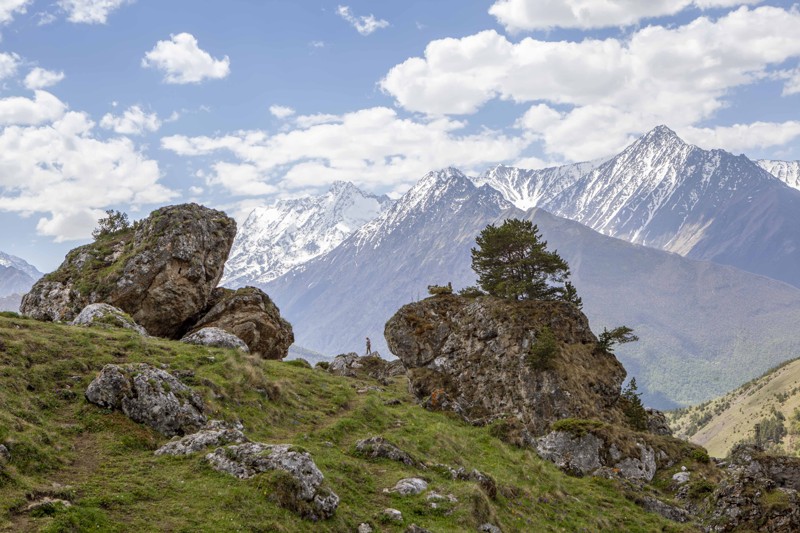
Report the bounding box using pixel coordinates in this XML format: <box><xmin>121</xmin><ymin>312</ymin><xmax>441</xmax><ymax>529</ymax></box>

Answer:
<box><xmin>389</xmin><ymin>478</ymin><xmax>428</xmax><ymax>496</ymax></box>
<box><xmin>382</xmin><ymin>508</ymin><xmax>403</xmax><ymax>522</ymax></box>
<box><xmin>357</xmin><ymin>524</ymin><xmax>373</xmax><ymax>533</ymax></box>
<box><xmin>180</xmin><ymin>327</ymin><xmax>249</xmax><ymax>352</ymax></box>
<box><xmin>70</xmin><ymin>303</ymin><xmax>148</xmax><ymax>335</ymax></box>
<box><xmin>646</xmin><ymin>408</ymin><xmax>673</xmax><ymax>437</ymax></box>
<box><xmin>205</xmin><ymin>442</ymin><xmax>338</xmax><ymax>520</ymax></box>
<box><xmin>479</xmin><ymin>524</ymin><xmax>502</xmax><ymax>533</ymax></box>
<box><xmin>21</xmin><ymin>498</ymin><xmax>72</xmax><ymax>514</ymax></box>
<box><xmin>85</xmin><ymin>363</ymin><xmax>206</xmax><ymax>436</ymax></box>
<box><xmin>0</xmin><ymin>444</ymin><xmax>9</xmax><ymax>463</ymax></box>
<box><xmin>636</xmin><ymin>494</ymin><xmax>692</xmax><ymax>523</ymax></box>
<box><xmin>155</xmin><ymin>420</ymin><xmax>248</xmax><ymax>456</ymax></box>
<box><xmin>329</xmin><ymin>352</ymin><xmax>406</xmax><ymax>382</ymax></box>
<box><xmin>406</xmin><ymin>526</ymin><xmax>432</xmax><ymax>533</ymax></box>
<box><xmin>356</xmin><ymin>436</ymin><xmax>422</xmax><ymax>468</ymax></box>
<box><xmin>672</xmin><ymin>471</ymin><xmax>691</xmax><ymax>484</ymax></box>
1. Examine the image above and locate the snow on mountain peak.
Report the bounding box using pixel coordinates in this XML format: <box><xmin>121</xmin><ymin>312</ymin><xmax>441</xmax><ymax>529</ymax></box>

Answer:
<box><xmin>757</xmin><ymin>159</ymin><xmax>800</xmax><ymax>191</ymax></box>
<box><xmin>221</xmin><ymin>182</ymin><xmax>393</xmax><ymax>286</ymax></box>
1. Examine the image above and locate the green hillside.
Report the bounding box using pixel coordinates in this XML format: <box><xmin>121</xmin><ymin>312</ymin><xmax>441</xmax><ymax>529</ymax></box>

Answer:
<box><xmin>0</xmin><ymin>313</ymin><xmax>692</xmax><ymax>532</ymax></box>
<box><xmin>668</xmin><ymin>358</ymin><xmax>800</xmax><ymax>458</ymax></box>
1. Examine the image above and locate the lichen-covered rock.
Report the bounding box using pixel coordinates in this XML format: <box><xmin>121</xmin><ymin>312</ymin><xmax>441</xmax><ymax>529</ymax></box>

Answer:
<box><xmin>85</xmin><ymin>363</ymin><xmax>206</xmax><ymax>436</ymax></box>
<box><xmin>388</xmin><ymin>478</ymin><xmax>428</xmax><ymax>496</ymax></box>
<box><xmin>536</xmin><ymin>429</ymin><xmax>659</xmax><ymax>482</ymax></box>
<box><xmin>180</xmin><ymin>327</ymin><xmax>249</xmax><ymax>352</ymax></box>
<box><xmin>385</xmin><ymin>295</ymin><xmax>627</xmax><ymax>435</ymax></box>
<box><xmin>70</xmin><ymin>303</ymin><xmax>148</xmax><ymax>335</ymax></box>
<box><xmin>205</xmin><ymin>443</ymin><xmax>338</xmax><ymax>520</ymax></box>
<box><xmin>646</xmin><ymin>408</ymin><xmax>673</xmax><ymax>437</ymax></box>
<box><xmin>382</xmin><ymin>508</ymin><xmax>403</xmax><ymax>522</ymax></box>
<box><xmin>155</xmin><ymin>420</ymin><xmax>248</xmax><ymax>456</ymax></box>
<box><xmin>22</xmin><ymin>203</ymin><xmax>236</xmax><ymax>339</ymax></box>
<box><xmin>329</xmin><ymin>352</ymin><xmax>406</xmax><ymax>382</ymax></box>
<box><xmin>188</xmin><ymin>287</ymin><xmax>293</xmax><ymax>359</ymax></box>
<box><xmin>355</xmin><ymin>436</ymin><xmax>422</xmax><ymax>468</ymax></box>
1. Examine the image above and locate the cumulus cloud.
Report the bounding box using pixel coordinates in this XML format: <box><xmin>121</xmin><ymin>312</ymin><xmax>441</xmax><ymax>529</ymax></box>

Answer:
<box><xmin>269</xmin><ymin>105</ymin><xmax>295</xmax><ymax>119</ymax></box>
<box><xmin>58</xmin><ymin>0</ymin><xmax>132</xmax><ymax>24</ymax></box>
<box><xmin>24</xmin><ymin>67</ymin><xmax>65</xmax><ymax>90</ymax></box>
<box><xmin>782</xmin><ymin>69</ymin><xmax>800</xmax><ymax>96</ymax></box>
<box><xmin>0</xmin><ymin>52</ymin><xmax>19</xmax><ymax>80</ymax></box>
<box><xmin>488</xmin><ymin>0</ymin><xmax>763</xmax><ymax>32</ymax></box>
<box><xmin>162</xmin><ymin>106</ymin><xmax>530</xmax><ymax>196</ymax></box>
<box><xmin>142</xmin><ymin>33</ymin><xmax>230</xmax><ymax>84</ymax></box>
<box><xmin>0</xmin><ymin>0</ymin><xmax>31</xmax><ymax>24</ymax></box>
<box><xmin>382</xmin><ymin>6</ymin><xmax>800</xmax><ymax>160</ymax></box>
<box><xmin>100</xmin><ymin>105</ymin><xmax>161</xmax><ymax>135</ymax></box>
<box><xmin>0</xmin><ymin>92</ymin><xmax>174</xmax><ymax>241</ymax></box>
<box><xmin>336</xmin><ymin>5</ymin><xmax>389</xmax><ymax>36</ymax></box>
<box><xmin>680</xmin><ymin>121</ymin><xmax>800</xmax><ymax>153</ymax></box>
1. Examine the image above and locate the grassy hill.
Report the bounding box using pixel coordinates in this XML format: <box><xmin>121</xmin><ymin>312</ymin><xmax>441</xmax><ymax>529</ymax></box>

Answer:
<box><xmin>0</xmin><ymin>312</ymin><xmax>695</xmax><ymax>532</ymax></box>
<box><xmin>667</xmin><ymin>358</ymin><xmax>800</xmax><ymax>458</ymax></box>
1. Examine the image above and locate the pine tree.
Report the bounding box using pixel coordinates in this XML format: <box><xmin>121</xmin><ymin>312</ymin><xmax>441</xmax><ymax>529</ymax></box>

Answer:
<box><xmin>470</xmin><ymin>218</ymin><xmax>572</xmax><ymax>301</ymax></box>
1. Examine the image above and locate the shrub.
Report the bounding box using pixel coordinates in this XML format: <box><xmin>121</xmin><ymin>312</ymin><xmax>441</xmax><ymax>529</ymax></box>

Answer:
<box><xmin>92</xmin><ymin>209</ymin><xmax>131</xmax><ymax>240</ymax></box>
<box><xmin>620</xmin><ymin>378</ymin><xmax>648</xmax><ymax>431</ymax></box>
<box><xmin>525</xmin><ymin>326</ymin><xmax>559</xmax><ymax>370</ymax></box>
<box><xmin>458</xmin><ymin>285</ymin><xmax>485</xmax><ymax>298</ymax></box>
<box><xmin>427</xmin><ymin>282</ymin><xmax>453</xmax><ymax>296</ymax></box>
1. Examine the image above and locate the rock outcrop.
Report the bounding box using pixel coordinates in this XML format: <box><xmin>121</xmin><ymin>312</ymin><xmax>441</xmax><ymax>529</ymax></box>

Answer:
<box><xmin>355</xmin><ymin>436</ymin><xmax>422</xmax><ymax>468</ymax></box>
<box><xmin>329</xmin><ymin>353</ymin><xmax>405</xmax><ymax>381</ymax></box>
<box><xmin>384</xmin><ymin>294</ymin><xmax>627</xmax><ymax>435</ymax></box>
<box><xmin>155</xmin><ymin>420</ymin><xmax>248</xmax><ymax>456</ymax></box>
<box><xmin>70</xmin><ymin>303</ymin><xmax>148</xmax><ymax>335</ymax></box>
<box><xmin>181</xmin><ymin>327</ymin><xmax>249</xmax><ymax>352</ymax></box>
<box><xmin>85</xmin><ymin>363</ymin><xmax>206</xmax><ymax>436</ymax></box>
<box><xmin>22</xmin><ymin>204</ymin><xmax>237</xmax><ymax>338</ymax></box>
<box><xmin>205</xmin><ymin>443</ymin><xmax>339</xmax><ymax>520</ymax></box>
<box><xmin>188</xmin><ymin>287</ymin><xmax>293</xmax><ymax>359</ymax></box>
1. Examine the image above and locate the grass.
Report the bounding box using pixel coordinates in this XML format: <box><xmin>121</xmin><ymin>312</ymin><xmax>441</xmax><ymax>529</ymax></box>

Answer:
<box><xmin>0</xmin><ymin>314</ymin><xmax>696</xmax><ymax>532</ymax></box>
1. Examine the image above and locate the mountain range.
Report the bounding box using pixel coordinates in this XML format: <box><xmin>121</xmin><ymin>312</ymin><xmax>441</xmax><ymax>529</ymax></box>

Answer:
<box><xmin>0</xmin><ymin>251</ymin><xmax>42</xmax><ymax>312</ymax></box>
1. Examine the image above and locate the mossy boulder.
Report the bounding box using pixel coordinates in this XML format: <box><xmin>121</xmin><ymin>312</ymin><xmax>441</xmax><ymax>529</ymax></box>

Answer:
<box><xmin>21</xmin><ymin>204</ymin><xmax>236</xmax><ymax>338</ymax></box>
<box><xmin>384</xmin><ymin>294</ymin><xmax>627</xmax><ymax>436</ymax></box>
<box><xmin>188</xmin><ymin>287</ymin><xmax>293</xmax><ymax>360</ymax></box>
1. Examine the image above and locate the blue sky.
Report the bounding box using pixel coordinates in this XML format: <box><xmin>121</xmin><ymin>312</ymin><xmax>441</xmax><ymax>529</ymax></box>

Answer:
<box><xmin>1</xmin><ymin>0</ymin><xmax>799</xmax><ymax>271</ymax></box>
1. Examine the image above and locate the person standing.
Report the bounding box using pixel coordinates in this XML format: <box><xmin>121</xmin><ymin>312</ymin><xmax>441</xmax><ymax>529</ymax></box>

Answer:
<box><xmin>366</xmin><ymin>337</ymin><xmax>372</xmax><ymax>355</ymax></box>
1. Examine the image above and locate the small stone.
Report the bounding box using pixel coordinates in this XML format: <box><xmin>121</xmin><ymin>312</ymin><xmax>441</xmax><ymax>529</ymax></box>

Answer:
<box><xmin>681</xmin><ymin>466</ymin><xmax>687</xmax><ymax>472</ymax></box>
<box><xmin>70</xmin><ymin>303</ymin><xmax>148</xmax><ymax>335</ymax></box>
<box><xmin>383</xmin><ymin>508</ymin><xmax>403</xmax><ymax>522</ymax></box>
<box><xmin>406</xmin><ymin>526</ymin><xmax>432</xmax><ymax>533</ymax></box>
<box><xmin>0</xmin><ymin>444</ymin><xmax>10</xmax><ymax>463</ymax></box>
<box><xmin>355</xmin><ymin>436</ymin><xmax>422</xmax><ymax>468</ymax></box>
<box><xmin>22</xmin><ymin>498</ymin><xmax>72</xmax><ymax>513</ymax></box>
<box><xmin>479</xmin><ymin>524</ymin><xmax>502</xmax><ymax>533</ymax></box>
<box><xmin>357</xmin><ymin>524</ymin><xmax>373</xmax><ymax>533</ymax></box>
<box><xmin>181</xmin><ymin>327</ymin><xmax>249</xmax><ymax>352</ymax></box>
<box><xmin>391</xmin><ymin>477</ymin><xmax>428</xmax><ymax>496</ymax></box>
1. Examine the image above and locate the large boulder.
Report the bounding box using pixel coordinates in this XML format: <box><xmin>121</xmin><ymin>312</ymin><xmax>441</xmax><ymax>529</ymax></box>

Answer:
<box><xmin>21</xmin><ymin>204</ymin><xmax>236</xmax><ymax>339</ymax></box>
<box><xmin>384</xmin><ymin>294</ymin><xmax>627</xmax><ymax>435</ymax></box>
<box><xmin>70</xmin><ymin>303</ymin><xmax>148</xmax><ymax>335</ymax></box>
<box><xmin>85</xmin><ymin>363</ymin><xmax>206</xmax><ymax>436</ymax></box>
<box><xmin>188</xmin><ymin>287</ymin><xmax>293</xmax><ymax>359</ymax></box>
<box><xmin>328</xmin><ymin>353</ymin><xmax>406</xmax><ymax>381</ymax></box>
<box><xmin>206</xmin><ymin>443</ymin><xmax>339</xmax><ymax>520</ymax></box>
<box><xmin>181</xmin><ymin>327</ymin><xmax>249</xmax><ymax>352</ymax></box>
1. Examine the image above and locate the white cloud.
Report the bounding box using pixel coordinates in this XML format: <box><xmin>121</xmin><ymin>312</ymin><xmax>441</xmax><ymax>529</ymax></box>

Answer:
<box><xmin>336</xmin><ymin>5</ymin><xmax>389</xmax><ymax>36</ymax></box>
<box><xmin>0</xmin><ymin>92</ymin><xmax>174</xmax><ymax>241</ymax></box>
<box><xmin>309</xmin><ymin>40</ymin><xmax>326</xmax><ymax>49</ymax></box>
<box><xmin>488</xmin><ymin>0</ymin><xmax>763</xmax><ymax>32</ymax></box>
<box><xmin>24</xmin><ymin>67</ymin><xmax>66</xmax><ymax>90</ymax></box>
<box><xmin>269</xmin><ymin>105</ymin><xmax>295</xmax><ymax>119</ymax></box>
<box><xmin>781</xmin><ymin>68</ymin><xmax>800</xmax><ymax>96</ymax></box>
<box><xmin>0</xmin><ymin>51</ymin><xmax>19</xmax><ymax>80</ymax></box>
<box><xmin>142</xmin><ymin>33</ymin><xmax>230</xmax><ymax>84</ymax></box>
<box><xmin>100</xmin><ymin>105</ymin><xmax>161</xmax><ymax>135</ymax></box>
<box><xmin>162</xmin><ymin>106</ymin><xmax>530</xmax><ymax>196</ymax></box>
<box><xmin>294</xmin><ymin>113</ymin><xmax>340</xmax><ymax>129</ymax></box>
<box><xmin>680</xmin><ymin>121</ymin><xmax>800</xmax><ymax>153</ymax></box>
<box><xmin>0</xmin><ymin>90</ymin><xmax>67</xmax><ymax>126</ymax></box>
<box><xmin>58</xmin><ymin>0</ymin><xmax>132</xmax><ymax>24</ymax></box>
<box><xmin>0</xmin><ymin>0</ymin><xmax>30</xmax><ymax>24</ymax></box>
<box><xmin>383</xmin><ymin>6</ymin><xmax>800</xmax><ymax>160</ymax></box>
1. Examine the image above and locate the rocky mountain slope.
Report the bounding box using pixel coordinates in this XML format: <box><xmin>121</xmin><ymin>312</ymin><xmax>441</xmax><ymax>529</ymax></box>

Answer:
<box><xmin>530</xmin><ymin>126</ymin><xmax>800</xmax><ymax>289</ymax></box>
<box><xmin>264</xmin><ymin>169</ymin><xmax>800</xmax><ymax>409</ymax></box>
<box><xmin>222</xmin><ymin>182</ymin><xmax>392</xmax><ymax>287</ymax></box>
<box><xmin>758</xmin><ymin>159</ymin><xmax>800</xmax><ymax>191</ymax></box>
<box><xmin>0</xmin><ymin>313</ymin><xmax>692</xmax><ymax>532</ymax></box>
<box><xmin>668</xmin><ymin>357</ymin><xmax>800</xmax><ymax>459</ymax></box>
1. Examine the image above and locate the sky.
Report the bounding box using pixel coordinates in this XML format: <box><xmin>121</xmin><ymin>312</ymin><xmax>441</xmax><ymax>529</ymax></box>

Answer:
<box><xmin>1</xmin><ymin>0</ymin><xmax>800</xmax><ymax>271</ymax></box>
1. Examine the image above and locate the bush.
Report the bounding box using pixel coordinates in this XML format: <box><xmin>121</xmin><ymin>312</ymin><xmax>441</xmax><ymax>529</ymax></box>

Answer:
<box><xmin>458</xmin><ymin>285</ymin><xmax>484</xmax><ymax>298</ymax></box>
<box><xmin>427</xmin><ymin>282</ymin><xmax>453</xmax><ymax>296</ymax></box>
<box><xmin>526</xmin><ymin>326</ymin><xmax>559</xmax><ymax>370</ymax></box>
<box><xmin>92</xmin><ymin>209</ymin><xmax>130</xmax><ymax>239</ymax></box>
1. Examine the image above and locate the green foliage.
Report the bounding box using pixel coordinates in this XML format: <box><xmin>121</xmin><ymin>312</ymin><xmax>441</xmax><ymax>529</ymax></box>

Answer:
<box><xmin>428</xmin><ymin>282</ymin><xmax>453</xmax><ymax>296</ymax></box>
<box><xmin>620</xmin><ymin>378</ymin><xmax>648</xmax><ymax>431</ymax></box>
<box><xmin>751</xmin><ymin>410</ymin><xmax>787</xmax><ymax>448</ymax></box>
<box><xmin>457</xmin><ymin>286</ymin><xmax>485</xmax><ymax>298</ymax></box>
<box><xmin>92</xmin><ymin>210</ymin><xmax>131</xmax><ymax>240</ymax></box>
<box><xmin>562</xmin><ymin>281</ymin><xmax>583</xmax><ymax>310</ymax></box>
<box><xmin>597</xmin><ymin>326</ymin><xmax>639</xmax><ymax>354</ymax></box>
<box><xmin>550</xmin><ymin>418</ymin><xmax>606</xmax><ymax>437</ymax></box>
<box><xmin>525</xmin><ymin>326</ymin><xmax>559</xmax><ymax>370</ymax></box>
<box><xmin>690</xmin><ymin>448</ymin><xmax>711</xmax><ymax>464</ymax></box>
<box><xmin>686</xmin><ymin>479</ymin><xmax>715</xmax><ymax>501</ymax></box>
<box><xmin>470</xmin><ymin>219</ymin><xmax>573</xmax><ymax>302</ymax></box>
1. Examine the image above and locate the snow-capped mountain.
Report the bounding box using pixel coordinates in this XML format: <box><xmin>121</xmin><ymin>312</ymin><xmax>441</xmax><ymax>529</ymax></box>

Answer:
<box><xmin>0</xmin><ymin>252</ymin><xmax>42</xmax><ymax>297</ymax></box>
<box><xmin>758</xmin><ymin>159</ymin><xmax>800</xmax><ymax>191</ymax></box>
<box><xmin>262</xmin><ymin>167</ymin><xmax>800</xmax><ymax>408</ymax></box>
<box><xmin>221</xmin><ymin>181</ymin><xmax>392</xmax><ymax>287</ymax></box>
<box><xmin>473</xmin><ymin>160</ymin><xmax>600</xmax><ymax>210</ymax></box>
<box><xmin>532</xmin><ymin>125</ymin><xmax>800</xmax><ymax>288</ymax></box>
